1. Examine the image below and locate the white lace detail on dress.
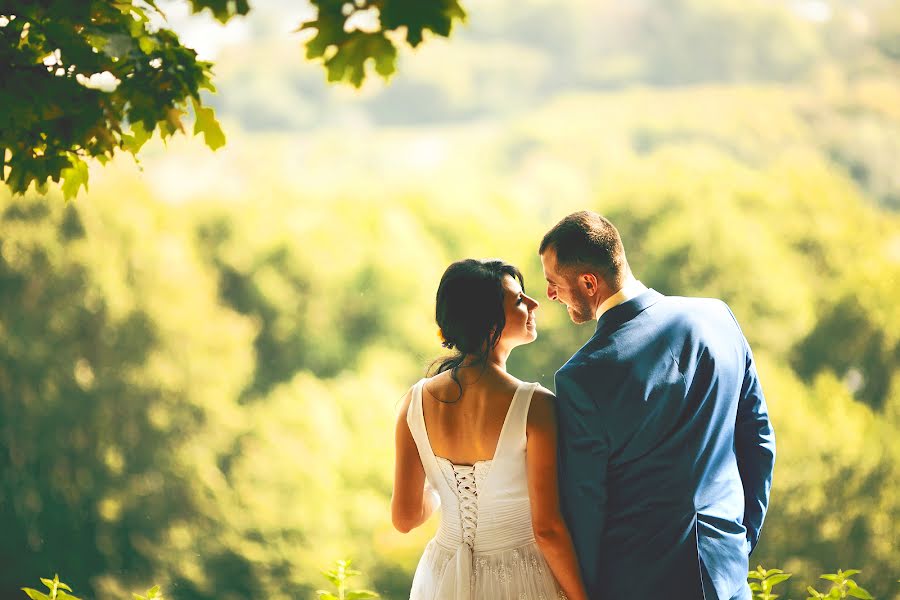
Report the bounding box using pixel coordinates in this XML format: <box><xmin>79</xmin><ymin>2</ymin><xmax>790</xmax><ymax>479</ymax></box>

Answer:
<box><xmin>451</xmin><ymin>464</ymin><xmax>478</xmax><ymax>548</ymax></box>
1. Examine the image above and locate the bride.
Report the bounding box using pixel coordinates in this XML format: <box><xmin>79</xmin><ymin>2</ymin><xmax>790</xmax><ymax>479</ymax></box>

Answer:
<box><xmin>392</xmin><ymin>259</ymin><xmax>588</xmax><ymax>600</ymax></box>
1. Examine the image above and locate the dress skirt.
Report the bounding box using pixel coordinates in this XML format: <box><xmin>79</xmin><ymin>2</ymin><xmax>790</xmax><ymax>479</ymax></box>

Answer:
<box><xmin>409</xmin><ymin>538</ymin><xmax>567</xmax><ymax>600</ymax></box>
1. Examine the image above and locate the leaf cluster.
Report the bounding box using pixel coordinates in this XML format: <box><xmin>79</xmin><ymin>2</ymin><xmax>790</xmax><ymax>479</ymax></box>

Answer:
<box><xmin>22</xmin><ymin>575</ymin><xmax>80</xmax><ymax>600</ymax></box>
<box><xmin>807</xmin><ymin>569</ymin><xmax>874</xmax><ymax>600</ymax></box>
<box><xmin>22</xmin><ymin>575</ymin><xmax>161</xmax><ymax>600</ymax></box>
<box><xmin>749</xmin><ymin>565</ymin><xmax>792</xmax><ymax>600</ymax></box>
<box><xmin>0</xmin><ymin>0</ymin><xmax>465</xmax><ymax>198</ymax></box>
<box><xmin>300</xmin><ymin>0</ymin><xmax>466</xmax><ymax>87</ymax></box>
<box><xmin>0</xmin><ymin>0</ymin><xmax>240</xmax><ymax>198</ymax></box>
<box><xmin>747</xmin><ymin>566</ymin><xmax>886</xmax><ymax>600</ymax></box>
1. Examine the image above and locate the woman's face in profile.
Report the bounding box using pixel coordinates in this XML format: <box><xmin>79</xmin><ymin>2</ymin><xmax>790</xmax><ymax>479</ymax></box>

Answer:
<box><xmin>500</xmin><ymin>274</ymin><xmax>539</xmax><ymax>347</ymax></box>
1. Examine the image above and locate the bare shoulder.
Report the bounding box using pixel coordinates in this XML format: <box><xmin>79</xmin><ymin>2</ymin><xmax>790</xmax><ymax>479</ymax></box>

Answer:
<box><xmin>527</xmin><ymin>385</ymin><xmax>557</xmax><ymax>429</ymax></box>
<box><xmin>488</xmin><ymin>369</ymin><xmax>528</xmax><ymax>395</ymax></box>
<box><xmin>531</xmin><ymin>384</ymin><xmax>556</xmax><ymax>405</ymax></box>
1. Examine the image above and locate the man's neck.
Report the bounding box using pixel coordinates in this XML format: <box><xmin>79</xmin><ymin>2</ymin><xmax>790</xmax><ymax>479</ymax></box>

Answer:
<box><xmin>594</xmin><ymin>275</ymin><xmax>646</xmax><ymax>320</ymax></box>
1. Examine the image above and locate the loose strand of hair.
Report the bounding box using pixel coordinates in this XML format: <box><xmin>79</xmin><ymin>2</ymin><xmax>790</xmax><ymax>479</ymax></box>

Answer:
<box><xmin>427</xmin><ymin>352</ymin><xmax>465</xmax><ymax>403</ymax></box>
<box><xmin>426</xmin><ymin>346</ymin><xmax>494</xmax><ymax>404</ymax></box>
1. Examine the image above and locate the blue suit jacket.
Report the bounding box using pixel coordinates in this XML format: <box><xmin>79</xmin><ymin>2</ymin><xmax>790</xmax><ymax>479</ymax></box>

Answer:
<box><xmin>555</xmin><ymin>290</ymin><xmax>775</xmax><ymax>600</ymax></box>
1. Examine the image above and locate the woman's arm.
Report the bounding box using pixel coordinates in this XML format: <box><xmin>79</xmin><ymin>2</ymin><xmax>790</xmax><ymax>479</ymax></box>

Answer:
<box><xmin>391</xmin><ymin>388</ymin><xmax>440</xmax><ymax>533</ymax></box>
<box><xmin>526</xmin><ymin>387</ymin><xmax>589</xmax><ymax>600</ymax></box>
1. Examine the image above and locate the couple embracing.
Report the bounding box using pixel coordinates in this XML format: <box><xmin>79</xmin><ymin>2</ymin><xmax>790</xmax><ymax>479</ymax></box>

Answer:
<box><xmin>392</xmin><ymin>211</ymin><xmax>776</xmax><ymax>600</ymax></box>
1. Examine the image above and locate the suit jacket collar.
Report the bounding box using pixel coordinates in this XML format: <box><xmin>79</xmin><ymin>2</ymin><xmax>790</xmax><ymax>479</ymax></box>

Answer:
<box><xmin>593</xmin><ymin>288</ymin><xmax>664</xmax><ymax>339</ymax></box>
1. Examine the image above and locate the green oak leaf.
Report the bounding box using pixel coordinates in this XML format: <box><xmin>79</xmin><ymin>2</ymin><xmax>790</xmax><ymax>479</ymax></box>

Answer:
<box><xmin>123</xmin><ymin>121</ymin><xmax>153</xmax><ymax>154</ymax></box>
<box><xmin>191</xmin><ymin>98</ymin><xmax>226</xmax><ymax>150</ymax></box>
<box><xmin>60</xmin><ymin>156</ymin><xmax>90</xmax><ymax>199</ymax></box>
<box><xmin>379</xmin><ymin>0</ymin><xmax>466</xmax><ymax>46</ymax></box>
<box><xmin>325</xmin><ymin>32</ymin><xmax>397</xmax><ymax>86</ymax></box>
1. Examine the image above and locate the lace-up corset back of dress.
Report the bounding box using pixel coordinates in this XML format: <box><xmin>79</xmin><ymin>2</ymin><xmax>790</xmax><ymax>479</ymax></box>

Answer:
<box><xmin>408</xmin><ymin>378</ymin><xmax>539</xmax><ymax>554</ymax></box>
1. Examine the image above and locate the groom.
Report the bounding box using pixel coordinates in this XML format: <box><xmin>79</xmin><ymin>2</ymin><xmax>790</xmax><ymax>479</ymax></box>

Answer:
<box><xmin>539</xmin><ymin>211</ymin><xmax>775</xmax><ymax>600</ymax></box>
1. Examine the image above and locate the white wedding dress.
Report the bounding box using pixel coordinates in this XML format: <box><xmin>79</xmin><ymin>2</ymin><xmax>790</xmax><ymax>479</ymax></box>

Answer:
<box><xmin>406</xmin><ymin>378</ymin><xmax>567</xmax><ymax>600</ymax></box>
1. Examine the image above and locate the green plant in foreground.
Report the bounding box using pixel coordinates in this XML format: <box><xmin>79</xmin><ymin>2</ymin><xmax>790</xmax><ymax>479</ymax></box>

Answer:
<box><xmin>749</xmin><ymin>565</ymin><xmax>793</xmax><ymax>600</ymax></box>
<box><xmin>21</xmin><ymin>575</ymin><xmax>162</xmax><ymax>600</ymax></box>
<box><xmin>316</xmin><ymin>559</ymin><xmax>379</xmax><ymax>600</ymax></box>
<box><xmin>22</xmin><ymin>575</ymin><xmax>80</xmax><ymax>600</ymax></box>
<box><xmin>806</xmin><ymin>569</ymin><xmax>873</xmax><ymax>600</ymax></box>
<box><xmin>20</xmin><ymin>565</ymin><xmax>891</xmax><ymax>600</ymax></box>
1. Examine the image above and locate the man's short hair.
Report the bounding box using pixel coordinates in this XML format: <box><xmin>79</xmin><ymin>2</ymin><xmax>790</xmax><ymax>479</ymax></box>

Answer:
<box><xmin>539</xmin><ymin>210</ymin><xmax>628</xmax><ymax>289</ymax></box>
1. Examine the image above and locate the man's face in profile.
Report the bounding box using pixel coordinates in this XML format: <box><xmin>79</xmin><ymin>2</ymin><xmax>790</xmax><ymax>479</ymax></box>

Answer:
<box><xmin>540</xmin><ymin>247</ymin><xmax>594</xmax><ymax>324</ymax></box>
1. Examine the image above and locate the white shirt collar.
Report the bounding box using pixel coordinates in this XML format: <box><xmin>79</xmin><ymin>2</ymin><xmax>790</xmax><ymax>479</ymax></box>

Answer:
<box><xmin>595</xmin><ymin>278</ymin><xmax>648</xmax><ymax>319</ymax></box>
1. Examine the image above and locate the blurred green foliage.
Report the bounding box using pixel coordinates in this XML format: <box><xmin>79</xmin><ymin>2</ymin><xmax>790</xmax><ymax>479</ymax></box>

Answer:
<box><xmin>3</xmin><ymin>0</ymin><xmax>900</xmax><ymax>599</ymax></box>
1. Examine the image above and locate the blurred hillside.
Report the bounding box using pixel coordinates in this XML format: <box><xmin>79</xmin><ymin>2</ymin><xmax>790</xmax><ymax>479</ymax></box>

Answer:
<box><xmin>2</xmin><ymin>0</ymin><xmax>900</xmax><ymax>599</ymax></box>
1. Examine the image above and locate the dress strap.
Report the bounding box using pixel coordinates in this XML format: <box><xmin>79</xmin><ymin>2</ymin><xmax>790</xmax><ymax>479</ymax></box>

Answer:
<box><xmin>492</xmin><ymin>381</ymin><xmax>540</xmax><ymax>460</ymax></box>
<box><xmin>406</xmin><ymin>379</ymin><xmax>443</xmax><ymax>481</ymax></box>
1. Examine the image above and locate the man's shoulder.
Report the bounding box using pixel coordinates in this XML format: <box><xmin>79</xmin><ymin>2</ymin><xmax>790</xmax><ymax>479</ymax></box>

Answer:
<box><xmin>656</xmin><ymin>293</ymin><xmax>731</xmax><ymax>313</ymax></box>
<box><xmin>651</xmin><ymin>294</ymin><xmax>738</xmax><ymax>328</ymax></box>
<box><xmin>557</xmin><ymin>343</ymin><xmax>617</xmax><ymax>384</ymax></box>
<box><xmin>556</xmin><ymin>347</ymin><xmax>593</xmax><ymax>379</ymax></box>
<box><xmin>557</xmin><ymin>294</ymin><xmax>738</xmax><ymax>368</ymax></box>
<box><xmin>653</xmin><ymin>295</ymin><xmax>748</xmax><ymax>355</ymax></box>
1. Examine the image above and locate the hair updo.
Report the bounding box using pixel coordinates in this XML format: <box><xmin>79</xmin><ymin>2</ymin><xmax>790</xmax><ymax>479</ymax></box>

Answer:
<box><xmin>428</xmin><ymin>258</ymin><xmax>525</xmax><ymax>402</ymax></box>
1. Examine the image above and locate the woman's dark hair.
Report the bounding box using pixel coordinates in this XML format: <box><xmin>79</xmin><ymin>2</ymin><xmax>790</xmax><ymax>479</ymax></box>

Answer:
<box><xmin>428</xmin><ymin>258</ymin><xmax>524</xmax><ymax>403</ymax></box>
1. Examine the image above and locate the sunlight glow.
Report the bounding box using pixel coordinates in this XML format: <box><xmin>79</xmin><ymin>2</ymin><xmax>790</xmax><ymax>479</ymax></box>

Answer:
<box><xmin>156</xmin><ymin>0</ymin><xmax>250</xmax><ymax>61</ymax></box>
<box><xmin>790</xmin><ymin>0</ymin><xmax>832</xmax><ymax>23</ymax></box>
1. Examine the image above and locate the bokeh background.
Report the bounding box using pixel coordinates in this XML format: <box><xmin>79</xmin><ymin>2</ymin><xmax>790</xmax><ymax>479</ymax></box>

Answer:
<box><xmin>2</xmin><ymin>0</ymin><xmax>900</xmax><ymax>598</ymax></box>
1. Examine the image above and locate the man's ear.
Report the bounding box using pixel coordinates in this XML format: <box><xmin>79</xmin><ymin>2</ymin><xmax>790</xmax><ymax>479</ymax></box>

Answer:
<box><xmin>580</xmin><ymin>273</ymin><xmax>599</xmax><ymax>296</ymax></box>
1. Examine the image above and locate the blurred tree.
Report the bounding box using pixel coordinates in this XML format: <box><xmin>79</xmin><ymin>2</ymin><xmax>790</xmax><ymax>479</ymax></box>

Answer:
<box><xmin>189</xmin><ymin>195</ymin><xmax>447</xmax><ymax>400</ymax></box>
<box><xmin>793</xmin><ymin>295</ymin><xmax>900</xmax><ymax>410</ymax></box>
<box><xmin>0</xmin><ymin>0</ymin><xmax>466</xmax><ymax>197</ymax></box>
<box><xmin>871</xmin><ymin>0</ymin><xmax>900</xmax><ymax>62</ymax></box>
<box><xmin>636</xmin><ymin>0</ymin><xmax>822</xmax><ymax>85</ymax></box>
<box><xmin>0</xmin><ymin>186</ymin><xmax>256</xmax><ymax>597</ymax></box>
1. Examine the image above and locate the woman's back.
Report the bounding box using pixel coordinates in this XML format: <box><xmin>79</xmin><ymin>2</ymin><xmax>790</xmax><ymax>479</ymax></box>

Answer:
<box><xmin>406</xmin><ymin>375</ymin><xmax>568</xmax><ymax>599</ymax></box>
<box><xmin>421</xmin><ymin>369</ymin><xmax>523</xmax><ymax>466</ymax></box>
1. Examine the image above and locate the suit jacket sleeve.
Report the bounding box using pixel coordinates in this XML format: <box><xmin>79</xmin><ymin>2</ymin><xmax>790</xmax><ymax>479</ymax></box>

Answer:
<box><xmin>734</xmin><ymin>341</ymin><xmax>776</xmax><ymax>554</ymax></box>
<box><xmin>554</xmin><ymin>367</ymin><xmax>609</xmax><ymax>584</ymax></box>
